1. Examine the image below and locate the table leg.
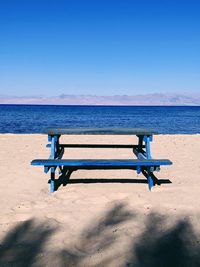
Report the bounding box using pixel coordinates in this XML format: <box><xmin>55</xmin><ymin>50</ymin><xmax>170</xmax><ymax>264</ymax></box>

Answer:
<box><xmin>137</xmin><ymin>165</ymin><xmax>141</xmax><ymax>174</ymax></box>
<box><xmin>48</xmin><ymin>135</ymin><xmax>60</xmax><ymax>159</ymax></box>
<box><xmin>147</xmin><ymin>167</ymin><xmax>154</xmax><ymax>191</ymax></box>
<box><xmin>48</xmin><ymin>135</ymin><xmax>60</xmax><ymax>193</ymax></box>
<box><xmin>50</xmin><ymin>167</ymin><xmax>55</xmax><ymax>193</ymax></box>
<box><xmin>134</xmin><ymin>135</ymin><xmax>147</xmax><ymax>161</ymax></box>
<box><xmin>144</xmin><ymin>135</ymin><xmax>152</xmax><ymax>159</ymax></box>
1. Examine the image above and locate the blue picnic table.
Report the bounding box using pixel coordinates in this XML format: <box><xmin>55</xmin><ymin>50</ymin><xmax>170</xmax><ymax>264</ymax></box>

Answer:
<box><xmin>31</xmin><ymin>128</ymin><xmax>172</xmax><ymax>192</ymax></box>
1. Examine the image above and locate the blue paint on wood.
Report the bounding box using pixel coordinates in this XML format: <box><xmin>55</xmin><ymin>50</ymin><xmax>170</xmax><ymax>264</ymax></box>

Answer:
<box><xmin>144</xmin><ymin>135</ymin><xmax>152</xmax><ymax>159</ymax></box>
<box><xmin>132</xmin><ymin>147</ymin><xmax>147</xmax><ymax>161</ymax></box>
<box><xmin>50</xmin><ymin>136</ymin><xmax>55</xmax><ymax>159</ymax></box>
<box><xmin>138</xmin><ymin>151</ymin><xmax>147</xmax><ymax>160</ymax></box>
<box><xmin>137</xmin><ymin>165</ymin><xmax>141</xmax><ymax>174</ymax></box>
<box><xmin>50</xmin><ymin>168</ymin><xmax>55</xmax><ymax>193</ymax></box>
<box><xmin>146</xmin><ymin>167</ymin><xmax>154</xmax><ymax>191</ymax></box>
<box><xmin>31</xmin><ymin>159</ymin><xmax>172</xmax><ymax>167</ymax></box>
<box><xmin>148</xmin><ymin>175</ymin><xmax>154</xmax><ymax>191</ymax></box>
<box><xmin>48</xmin><ymin>135</ymin><xmax>52</xmax><ymax>142</ymax></box>
<box><xmin>50</xmin><ymin>136</ymin><xmax>59</xmax><ymax>159</ymax></box>
<box><xmin>31</xmin><ymin>129</ymin><xmax>172</xmax><ymax>193</ymax></box>
<box><xmin>143</xmin><ymin>135</ymin><xmax>153</xmax><ymax>142</ymax></box>
<box><xmin>44</xmin><ymin>166</ymin><xmax>50</xmax><ymax>173</ymax></box>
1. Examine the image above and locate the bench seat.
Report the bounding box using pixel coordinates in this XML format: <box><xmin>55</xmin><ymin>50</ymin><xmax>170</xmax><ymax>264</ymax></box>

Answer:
<box><xmin>31</xmin><ymin>159</ymin><xmax>172</xmax><ymax>168</ymax></box>
<box><xmin>31</xmin><ymin>159</ymin><xmax>172</xmax><ymax>192</ymax></box>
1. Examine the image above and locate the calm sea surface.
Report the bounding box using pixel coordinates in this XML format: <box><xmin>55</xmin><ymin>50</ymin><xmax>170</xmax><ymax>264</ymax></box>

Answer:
<box><xmin>0</xmin><ymin>105</ymin><xmax>200</xmax><ymax>134</ymax></box>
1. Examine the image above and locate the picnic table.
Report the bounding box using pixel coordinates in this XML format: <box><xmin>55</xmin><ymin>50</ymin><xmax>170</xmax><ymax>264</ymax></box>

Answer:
<box><xmin>31</xmin><ymin>128</ymin><xmax>172</xmax><ymax>192</ymax></box>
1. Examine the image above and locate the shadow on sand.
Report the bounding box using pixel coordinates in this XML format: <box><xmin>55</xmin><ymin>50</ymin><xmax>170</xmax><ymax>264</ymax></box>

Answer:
<box><xmin>0</xmin><ymin>219</ymin><xmax>56</xmax><ymax>267</ymax></box>
<box><xmin>53</xmin><ymin>168</ymin><xmax>171</xmax><ymax>192</ymax></box>
<box><xmin>0</xmin><ymin>202</ymin><xmax>200</xmax><ymax>266</ymax></box>
<box><xmin>126</xmin><ymin>213</ymin><xmax>200</xmax><ymax>267</ymax></box>
<box><xmin>59</xmin><ymin>202</ymin><xmax>135</xmax><ymax>267</ymax></box>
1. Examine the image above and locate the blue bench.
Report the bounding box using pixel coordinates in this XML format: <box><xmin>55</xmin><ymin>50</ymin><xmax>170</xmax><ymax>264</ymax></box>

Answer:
<box><xmin>31</xmin><ymin>159</ymin><xmax>172</xmax><ymax>192</ymax></box>
<box><xmin>31</xmin><ymin>128</ymin><xmax>172</xmax><ymax>192</ymax></box>
<box><xmin>31</xmin><ymin>159</ymin><xmax>171</xmax><ymax>168</ymax></box>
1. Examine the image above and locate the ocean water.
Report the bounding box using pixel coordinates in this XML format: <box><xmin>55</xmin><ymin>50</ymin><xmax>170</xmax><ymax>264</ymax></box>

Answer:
<box><xmin>0</xmin><ymin>104</ymin><xmax>200</xmax><ymax>134</ymax></box>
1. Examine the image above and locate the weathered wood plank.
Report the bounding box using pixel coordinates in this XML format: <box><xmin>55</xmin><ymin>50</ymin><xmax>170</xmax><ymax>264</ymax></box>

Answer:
<box><xmin>43</xmin><ymin>128</ymin><xmax>156</xmax><ymax>135</ymax></box>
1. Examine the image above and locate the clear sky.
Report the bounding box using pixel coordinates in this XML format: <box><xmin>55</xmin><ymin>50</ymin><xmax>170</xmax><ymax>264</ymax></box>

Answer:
<box><xmin>0</xmin><ymin>0</ymin><xmax>200</xmax><ymax>96</ymax></box>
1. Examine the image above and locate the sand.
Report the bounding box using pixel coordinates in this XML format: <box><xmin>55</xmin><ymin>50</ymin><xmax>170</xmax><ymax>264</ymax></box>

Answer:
<box><xmin>0</xmin><ymin>134</ymin><xmax>200</xmax><ymax>266</ymax></box>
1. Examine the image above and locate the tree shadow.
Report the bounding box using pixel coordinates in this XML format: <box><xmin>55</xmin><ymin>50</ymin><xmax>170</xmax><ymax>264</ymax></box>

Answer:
<box><xmin>59</xmin><ymin>204</ymin><xmax>200</xmax><ymax>267</ymax></box>
<box><xmin>59</xmin><ymin>202</ymin><xmax>135</xmax><ymax>267</ymax></box>
<box><xmin>1</xmin><ymin>203</ymin><xmax>198</xmax><ymax>267</ymax></box>
<box><xmin>0</xmin><ymin>219</ymin><xmax>56</xmax><ymax>267</ymax></box>
<box><xmin>125</xmin><ymin>213</ymin><xmax>200</xmax><ymax>267</ymax></box>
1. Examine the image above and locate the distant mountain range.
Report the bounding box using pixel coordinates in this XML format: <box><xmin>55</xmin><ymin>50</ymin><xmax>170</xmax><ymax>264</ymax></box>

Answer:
<box><xmin>1</xmin><ymin>94</ymin><xmax>200</xmax><ymax>105</ymax></box>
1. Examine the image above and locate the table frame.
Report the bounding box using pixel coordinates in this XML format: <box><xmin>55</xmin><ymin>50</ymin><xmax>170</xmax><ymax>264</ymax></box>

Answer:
<box><xmin>45</xmin><ymin>128</ymin><xmax>154</xmax><ymax>192</ymax></box>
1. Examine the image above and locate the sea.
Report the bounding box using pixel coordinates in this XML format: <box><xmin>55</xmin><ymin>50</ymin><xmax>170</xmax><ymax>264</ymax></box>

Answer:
<box><xmin>0</xmin><ymin>104</ymin><xmax>200</xmax><ymax>134</ymax></box>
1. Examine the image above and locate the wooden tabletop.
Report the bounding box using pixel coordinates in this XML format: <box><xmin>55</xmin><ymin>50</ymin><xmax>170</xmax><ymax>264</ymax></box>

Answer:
<box><xmin>43</xmin><ymin>128</ymin><xmax>156</xmax><ymax>135</ymax></box>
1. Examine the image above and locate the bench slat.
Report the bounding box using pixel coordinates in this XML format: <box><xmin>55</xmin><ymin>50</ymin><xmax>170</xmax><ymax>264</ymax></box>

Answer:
<box><xmin>31</xmin><ymin>159</ymin><xmax>172</xmax><ymax>168</ymax></box>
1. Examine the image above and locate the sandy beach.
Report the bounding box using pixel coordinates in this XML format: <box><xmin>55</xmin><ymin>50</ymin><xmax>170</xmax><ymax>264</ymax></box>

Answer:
<box><xmin>1</xmin><ymin>134</ymin><xmax>200</xmax><ymax>266</ymax></box>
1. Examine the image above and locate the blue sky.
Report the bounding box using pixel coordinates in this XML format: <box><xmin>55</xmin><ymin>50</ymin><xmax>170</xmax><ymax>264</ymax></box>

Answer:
<box><xmin>0</xmin><ymin>0</ymin><xmax>200</xmax><ymax>96</ymax></box>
